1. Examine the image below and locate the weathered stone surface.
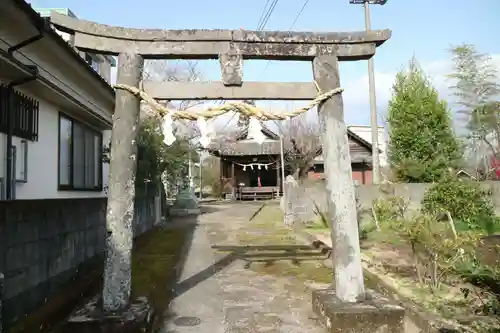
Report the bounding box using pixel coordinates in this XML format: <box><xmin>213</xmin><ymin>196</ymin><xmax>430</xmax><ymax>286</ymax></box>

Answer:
<box><xmin>143</xmin><ymin>81</ymin><xmax>318</xmax><ymax>100</ymax></box>
<box><xmin>170</xmin><ymin>187</ymin><xmax>201</xmax><ymax>217</ymax></box>
<box><xmin>102</xmin><ymin>53</ymin><xmax>143</xmax><ymax>311</ymax></box>
<box><xmin>73</xmin><ymin>32</ymin><xmax>378</xmax><ymax>60</ymax></box>
<box><xmin>219</xmin><ymin>47</ymin><xmax>243</xmax><ymax>86</ymax></box>
<box><xmin>283</xmin><ymin>175</ymin><xmax>299</xmax><ymax>227</ymax></box>
<box><xmin>63</xmin><ymin>296</ymin><xmax>152</xmax><ymax>333</ymax></box>
<box><xmin>313</xmin><ymin>55</ymin><xmax>365</xmax><ymax>303</ymax></box>
<box><xmin>312</xmin><ymin>288</ymin><xmax>405</xmax><ymax>333</ymax></box>
<box><xmin>50</xmin><ymin>12</ymin><xmax>391</xmax><ymax>44</ymax></box>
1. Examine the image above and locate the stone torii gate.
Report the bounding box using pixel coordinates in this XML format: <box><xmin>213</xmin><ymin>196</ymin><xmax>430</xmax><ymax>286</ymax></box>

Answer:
<box><xmin>50</xmin><ymin>13</ymin><xmax>404</xmax><ymax>332</ymax></box>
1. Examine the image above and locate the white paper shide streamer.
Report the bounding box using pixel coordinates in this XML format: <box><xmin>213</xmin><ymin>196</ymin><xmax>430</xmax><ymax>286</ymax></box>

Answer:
<box><xmin>197</xmin><ymin>117</ymin><xmax>215</xmax><ymax>148</ymax></box>
<box><xmin>247</xmin><ymin>117</ymin><xmax>265</xmax><ymax>145</ymax></box>
<box><xmin>162</xmin><ymin>114</ymin><xmax>176</xmax><ymax>146</ymax></box>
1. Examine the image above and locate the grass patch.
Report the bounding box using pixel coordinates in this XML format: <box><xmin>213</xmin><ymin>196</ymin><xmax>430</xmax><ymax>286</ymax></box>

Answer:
<box><xmin>234</xmin><ymin>203</ymin><xmax>333</xmax><ymax>286</ymax></box>
<box><xmin>250</xmin><ymin>261</ymin><xmax>333</xmax><ymax>285</ymax></box>
<box><xmin>304</xmin><ymin>216</ymin><xmax>329</xmax><ymax>234</ymax></box>
<box><xmin>131</xmin><ymin>227</ymin><xmax>189</xmax><ymax>330</ymax></box>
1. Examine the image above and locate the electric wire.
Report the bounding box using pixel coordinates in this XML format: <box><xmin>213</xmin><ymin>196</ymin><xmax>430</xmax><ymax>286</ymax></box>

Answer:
<box><xmin>256</xmin><ymin>0</ymin><xmax>272</xmax><ymax>30</ymax></box>
<box><xmin>218</xmin><ymin>0</ymin><xmax>280</xmax><ymax>133</ymax></box>
<box><xmin>258</xmin><ymin>0</ymin><xmax>311</xmax><ymax>80</ymax></box>
<box><xmin>257</xmin><ymin>0</ymin><xmax>279</xmax><ymax>30</ymax></box>
<box><xmin>256</xmin><ymin>0</ymin><xmax>312</xmax><ymax>129</ymax></box>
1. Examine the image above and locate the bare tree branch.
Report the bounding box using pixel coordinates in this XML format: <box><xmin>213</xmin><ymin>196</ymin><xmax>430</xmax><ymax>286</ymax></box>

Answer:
<box><xmin>275</xmin><ymin>113</ymin><xmax>322</xmax><ymax>178</ymax></box>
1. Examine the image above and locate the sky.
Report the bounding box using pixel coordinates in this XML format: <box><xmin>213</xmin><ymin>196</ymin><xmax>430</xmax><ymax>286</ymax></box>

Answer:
<box><xmin>28</xmin><ymin>0</ymin><xmax>500</xmax><ymax>128</ymax></box>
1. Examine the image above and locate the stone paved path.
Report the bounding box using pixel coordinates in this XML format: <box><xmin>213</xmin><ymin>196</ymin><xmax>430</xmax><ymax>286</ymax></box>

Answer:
<box><xmin>161</xmin><ymin>202</ymin><xmax>325</xmax><ymax>333</ymax></box>
<box><xmin>161</xmin><ymin>202</ymin><xmax>420</xmax><ymax>333</ymax></box>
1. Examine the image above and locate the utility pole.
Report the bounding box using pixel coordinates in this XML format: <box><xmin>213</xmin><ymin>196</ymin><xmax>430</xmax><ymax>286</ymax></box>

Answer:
<box><xmin>350</xmin><ymin>0</ymin><xmax>387</xmax><ymax>184</ymax></box>
<box><xmin>198</xmin><ymin>156</ymin><xmax>203</xmax><ymax>199</ymax></box>
<box><xmin>188</xmin><ymin>151</ymin><xmax>194</xmax><ymax>192</ymax></box>
<box><xmin>280</xmin><ymin>137</ymin><xmax>285</xmax><ymax>196</ymax></box>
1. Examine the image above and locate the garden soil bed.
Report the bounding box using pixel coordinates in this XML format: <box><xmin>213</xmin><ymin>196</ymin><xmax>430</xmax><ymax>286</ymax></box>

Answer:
<box><xmin>302</xmin><ymin>228</ymin><xmax>500</xmax><ymax>333</ymax></box>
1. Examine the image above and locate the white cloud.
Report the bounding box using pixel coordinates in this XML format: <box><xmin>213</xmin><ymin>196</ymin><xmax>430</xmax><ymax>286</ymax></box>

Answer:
<box><xmin>340</xmin><ymin>54</ymin><xmax>500</xmax><ymax>126</ymax></box>
<box><xmin>108</xmin><ymin>54</ymin><xmax>500</xmax><ymax>131</ymax></box>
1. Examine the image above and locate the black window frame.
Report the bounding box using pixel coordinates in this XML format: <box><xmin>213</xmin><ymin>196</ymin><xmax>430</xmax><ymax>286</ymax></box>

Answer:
<box><xmin>0</xmin><ymin>84</ymin><xmax>39</xmax><ymax>142</ymax></box>
<box><xmin>57</xmin><ymin>113</ymin><xmax>103</xmax><ymax>192</ymax></box>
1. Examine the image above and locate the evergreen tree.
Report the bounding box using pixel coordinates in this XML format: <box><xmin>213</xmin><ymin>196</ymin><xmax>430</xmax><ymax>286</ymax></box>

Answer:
<box><xmin>388</xmin><ymin>59</ymin><xmax>462</xmax><ymax>182</ymax></box>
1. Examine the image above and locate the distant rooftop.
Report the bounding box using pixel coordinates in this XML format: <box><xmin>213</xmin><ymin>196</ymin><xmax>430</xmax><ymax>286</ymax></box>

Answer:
<box><xmin>34</xmin><ymin>7</ymin><xmax>116</xmax><ymax>66</ymax></box>
<box><xmin>34</xmin><ymin>7</ymin><xmax>77</xmax><ymax>18</ymax></box>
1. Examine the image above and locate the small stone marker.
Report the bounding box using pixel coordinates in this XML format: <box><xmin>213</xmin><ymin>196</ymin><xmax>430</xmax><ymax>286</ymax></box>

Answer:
<box><xmin>283</xmin><ymin>175</ymin><xmax>298</xmax><ymax>227</ymax></box>
<box><xmin>170</xmin><ymin>186</ymin><xmax>201</xmax><ymax>216</ymax></box>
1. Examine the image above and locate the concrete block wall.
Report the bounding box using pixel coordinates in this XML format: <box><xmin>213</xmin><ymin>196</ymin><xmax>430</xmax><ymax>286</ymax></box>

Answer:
<box><xmin>356</xmin><ymin>181</ymin><xmax>500</xmax><ymax>214</ymax></box>
<box><xmin>0</xmin><ymin>193</ymin><xmax>157</xmax><ymax>329</ymax></box>
<box><xmin>285</xmin><ymin>180</ymin><xmax>500</xmax><ymax>223</ymax></box>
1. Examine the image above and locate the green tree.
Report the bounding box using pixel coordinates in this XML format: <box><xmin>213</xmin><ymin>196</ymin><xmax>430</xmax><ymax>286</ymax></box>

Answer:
<box><xmin>103</xmin><ymin>116</ymin><xmax>197</xmax><ymax>193</ymax></box>
<box><xmin>387</xmin><ymin>59</ymin><xmax>462</xmax><ymax>182</ymax></box>
<box><xmin>137</xmin><ymin>117</ymin><xmax>196</xmax><ymax>189</ymax></box>
<box><xmin>200</xmin><ymin>155</ymin><xmax>222</xmax><ymax>197</ymax></box>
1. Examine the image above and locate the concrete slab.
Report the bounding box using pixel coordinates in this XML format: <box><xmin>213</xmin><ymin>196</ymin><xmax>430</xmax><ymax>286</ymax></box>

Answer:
<box><xmin>62</xmin><ymin>296</ymin><xmax>152</xmax><ymax>333</ymax></box>
<box><xmin>312</xmin><ymin>288</ymin><xmax>405</xmax><ymax>333</ymax></box>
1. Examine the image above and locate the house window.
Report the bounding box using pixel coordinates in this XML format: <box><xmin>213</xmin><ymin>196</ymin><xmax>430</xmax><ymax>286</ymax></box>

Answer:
<box><xmin>0</xmin><ymin>84</ymin><xmax>39</xmax><ymax>141</ymax></box>
<box><xmin>58</xmin><ymin>114</ymin><xmax>103</xmax><ymax>191</ymax></box>
<box><xmin>85</xmin><ymin>53</ymin><xmax>100</xmax><ymax>73</ymax></box>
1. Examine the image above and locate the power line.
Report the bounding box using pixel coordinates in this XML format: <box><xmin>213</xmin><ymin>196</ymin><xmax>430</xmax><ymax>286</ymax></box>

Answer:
<box><xmin>256</xmin><ymin>0</ymin><xmax>272</xmax><ymax>30</ymax></box>
<box><xmin>218</xmin><ymin>111</ymin><xmax>238</xmax><ymax>134</ymax></box>
<box><xmin>258</xmin><ymin>0</ymin><xmax>311</xmax><ymax>79</ymax></box>
<box><xmin>256</xmin><ymin>0</ymin><xmax>311</xmax><ymax>130</ymax></box>
<box><xmin>288</xmin><ymin>0</ymin><xmax>311</xmax><ymax>31</ymax></box>
<box><xmin>216</xmin><ymin>0</ymin><xmax>282</xmax><ymax>133</ymax></box>
<box><xmin>257</xmin><ymin>0</ymin><xmax>280</xmax><ymax>30</ymax></box>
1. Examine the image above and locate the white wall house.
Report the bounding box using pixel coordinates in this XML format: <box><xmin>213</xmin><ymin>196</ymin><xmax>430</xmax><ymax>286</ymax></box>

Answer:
<box><xmin>34</xmin><ymin>7</ymin><xmax>116</xmax><ymax>84</ymax></box>
<box><xmin>0</xmin><ymin>0</ymin><xmax>114</xmax><ymax>200</ymax></box>
<box><xmin>347</xmin><ymin>125</ymin><xmax>388</xmax><ymax>167</ymax></box>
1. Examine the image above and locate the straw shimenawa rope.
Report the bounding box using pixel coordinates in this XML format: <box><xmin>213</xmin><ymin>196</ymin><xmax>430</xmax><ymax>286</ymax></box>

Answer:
<box><xmin>113</xmin><ymin>81</ymin><xmax>343</xmax><ymax>121</ymax></box>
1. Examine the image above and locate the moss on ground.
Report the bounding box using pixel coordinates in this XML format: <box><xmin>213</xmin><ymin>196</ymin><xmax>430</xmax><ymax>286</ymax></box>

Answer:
<box><xmin>7</xmin><ymin>226</ymin><xmax>189</xmax><ymax>333</ymax></box>
<box><xmin>131</xmin><ymin>227</ymin><xmax>189</xmax><ymax>330</ymax></box>
<box><xmin>233</xmin><ymin>203</ymin><xmax>333</xmax><ymax>286</ymax></box>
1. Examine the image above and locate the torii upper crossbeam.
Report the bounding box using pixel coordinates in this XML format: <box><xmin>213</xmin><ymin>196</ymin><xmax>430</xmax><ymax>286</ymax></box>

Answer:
<box><xmin>49</xmin><ymin>12</ymin><xmax>390</xmax><ymax>61</ymax></box>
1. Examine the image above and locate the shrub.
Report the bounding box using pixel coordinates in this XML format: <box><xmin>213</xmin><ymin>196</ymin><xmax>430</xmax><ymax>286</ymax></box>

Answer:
<box><xmin>422</xmin><ymin>178</ymin><xmax>497</xmax><ymax>234</ymax></box>
<box><xmin>373</xmin><ymin>196</ymin><xmax>407</xmax><ymax>222</ymax></box>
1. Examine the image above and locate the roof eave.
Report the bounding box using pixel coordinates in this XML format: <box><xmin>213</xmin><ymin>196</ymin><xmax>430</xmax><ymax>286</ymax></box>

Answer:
<box><xmin>12</xmin><ymin>0</ymin><xmax>116</xmax><ymax>98</ymax></box>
